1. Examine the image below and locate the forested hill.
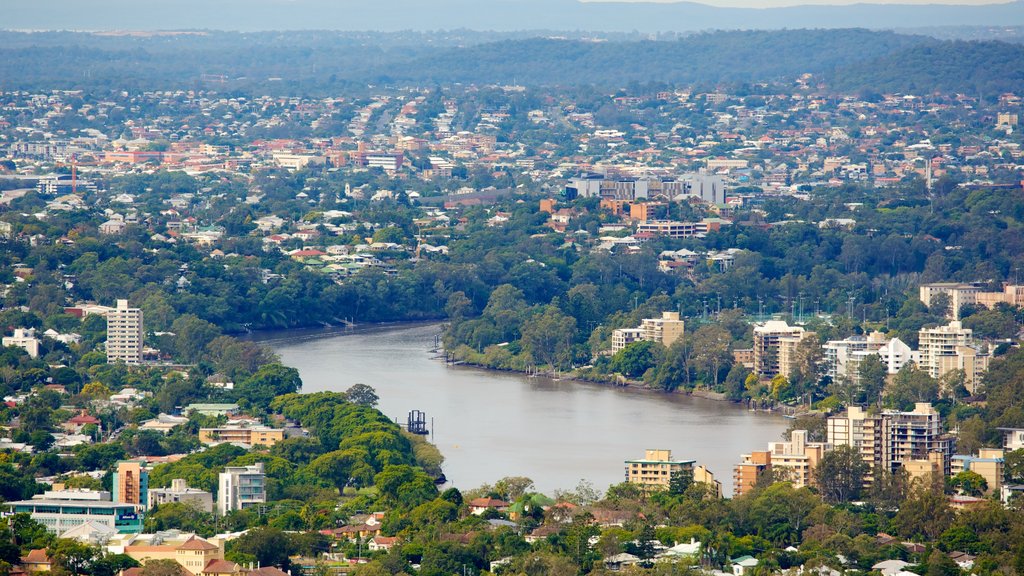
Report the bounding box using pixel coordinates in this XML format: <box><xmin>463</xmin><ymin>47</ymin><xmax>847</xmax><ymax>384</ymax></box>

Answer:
<box><xmin>380</xmin><ymin>29</ymin><xmax>926</xmax><ymax>86</ymax></box>
<box><xmin>828</xmin><ymin>40</ymin><xmax>1024</xmax><ymax>97</ymax></box>
<box><xmin>0</xmin><ymin>29</ymin><xmax>1022</xmax><ymax>94</ymax></box>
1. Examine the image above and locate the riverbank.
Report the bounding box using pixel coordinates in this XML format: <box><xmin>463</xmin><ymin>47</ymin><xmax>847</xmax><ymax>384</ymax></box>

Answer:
<box><xmin>443</xmin><ymin>350</ymin><xmax>743</xmax><ymax>405</ymax></box>
<box><xmin>266</xmin><ymin>321</ymin><xmax>788</xmax><ymax>494</ymax></box>
<box><xmin>254</xmin><ymin>320</ymin><xmax>772</xmax><ymax>411</ymax></box>
<box><xmin>243</xmin><ymin>318</ymin><xmax>443</xmax><ymax>345</ymax></box>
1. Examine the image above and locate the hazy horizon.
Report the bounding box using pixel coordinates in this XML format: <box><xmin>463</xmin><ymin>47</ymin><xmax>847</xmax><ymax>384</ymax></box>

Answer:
<box><xmin>583</xmin><ymin>0</ymin><xmax>1014</xmax><ymax>6</ymax></box>
<box><xmin>4</xmin><ymin>0</ymin><xmax>1022</xmax><ymax>33</ymax></box>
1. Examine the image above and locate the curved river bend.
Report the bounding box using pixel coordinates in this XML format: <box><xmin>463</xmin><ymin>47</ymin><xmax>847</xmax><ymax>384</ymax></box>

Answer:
<box><xmin>258</xmin><ymin>322</ymin><xmax>787</xmax><ymax>495</ymax></box>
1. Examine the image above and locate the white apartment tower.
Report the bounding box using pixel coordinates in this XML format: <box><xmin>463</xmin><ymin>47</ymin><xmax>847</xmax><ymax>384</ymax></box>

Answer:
<box><xmin>217</xmin><ymin>463</ymin><xmax>266</xmax><ymax>516</ymax></box>
<box><xmin>106</xmin><ymin>299</ymin><xmax>144</xmax><ymax>364</ymax></box>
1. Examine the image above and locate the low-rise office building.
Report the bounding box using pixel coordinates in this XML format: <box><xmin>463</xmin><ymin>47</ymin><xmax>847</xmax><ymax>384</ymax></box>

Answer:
<box><xmin>7</xmin><ymin>490</ymin><xmax>143</xmax><ymax>534</ymax></box>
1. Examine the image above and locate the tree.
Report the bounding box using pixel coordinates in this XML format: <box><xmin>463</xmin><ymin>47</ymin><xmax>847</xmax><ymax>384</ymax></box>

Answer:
<box><xmin>48</xmin><ymin>540</ymin><xmax>98</xmax><ymax>575</ymax></box>
<box><xmin>610</xmin><ymin>340</ymin><xmax>661</xmax><ymax>379</ymax></box>
<box><xmin>929</xmin><ymin>292</ymin><xmax>952</xmax><ymax>318</ymax></box>
<box><xmin>885</xmin><ymin>364</ymin><xmax>938</xmax><ymax>410</ymax></box>
<box><xmin>305</xmin><ymin>449</ymin><xmax>369</xmax><ymax>495</ymax></box>
<box><xmin>170</xmin><ymin>315</ymin><xmax>222</xmax><ymax>363</ymax></box>
<box><xmin>893</xmin><ymin>485</ymin><xmax>954</xmax><ymax>541</ymax></box>
<box><xmin>235</xmin><ymin>364</ymin><xmax>302</xmax><ymax>411</ymax></box>
<box><xmin>784</xmin><ymin>415</ymin><xmax>827</xmax><ymax>442</ymax></box>
<box><xmin>139</xmin><ymin>559</ymin><xmax>183</xmax><ymax>576</ymax></box>
<box><xmin>691</xmin><ymin>325</ymin><xmax>732</xmax><ymax>389</ymax></box>
<box><xmin>1005</xmin><ymin>448</ymin><xmax>1024</xmax><ymax>483</ymax></box>
<box><xmin>770</xmin><ymin>374</ymin><xmax>791</xmax><ymax>401</ymax></box>
<box><xmin>373</xmin><ymin>464</ymin><xmax>438</xmax><ymax>508</ymax></box>
<box><xmin>924</xmin><ymin>548</ymin><xmax>962</xmax><ymax>576</ymax></box>
<box><xmin>144</xmin><ymin>502</ymin><xmax>215</xmax><ymax>535</ymax></box>
<box><xmin>669</xmin><ymin>468</ymin><xmax>694</xmax><ymax>495</ymax></box>
<box><xmin>494</xmin><ymin>476</ymin><xmax>534</xmax><ymax>501</ymax></box>
<box><xmin>745</xmin><ymin>482</ymin><xmax>821</xmax><ymax>545</ymax></box>
<box><xmin>344</xmin><ymin>383</ymin><xmax>378</xmax><ymax>407</ymax></box>
<box><xmin>519</xmin><ymin>305</ymin><xmax>577</xmax><ymax>369</ymax></box>
<box><xmin>948</xmin><ymin>470</ymin><xmax>988</xmax><ymax>497</ymax></box>
<box><xmin>815</xmin><ymin>445</ymin><xmax>868</xmax><ymax>503</ymax></box>
<box><xmin>856</xmin><ymin>353</ymin><xmax>888</xmax><ymax>405</ymax></box>
<box><xmin>724</xmin><ymin>364</ymin><xmax>751</xmax><ymax>401</ymax></box>
<box><xmin>227</xmin><ymin>527</ymin><xmax>295</xmax><ymax>570</ymax></box>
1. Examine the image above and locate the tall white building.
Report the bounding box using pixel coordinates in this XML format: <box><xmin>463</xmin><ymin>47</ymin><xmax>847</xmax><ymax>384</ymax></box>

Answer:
<box><xmin>875</xmin><ymin>337</ymin><xmax>915</xmax><ymax>374</ymax></box>
<box><xmin>106</xmin><ymin>299</ymin><xmax>144</xmax><ymax>364</ymax></box>
<box><xmin>217</xmin><ymin>463</ymin><xmax>265</xmax><ymax>516</ymax></box>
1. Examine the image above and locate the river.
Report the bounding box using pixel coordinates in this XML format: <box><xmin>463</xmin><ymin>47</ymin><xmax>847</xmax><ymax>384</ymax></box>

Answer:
<box><xmin>256</xmin><ymin>322</ymin><xmax>788</xmax><ymax>495</ymax></box>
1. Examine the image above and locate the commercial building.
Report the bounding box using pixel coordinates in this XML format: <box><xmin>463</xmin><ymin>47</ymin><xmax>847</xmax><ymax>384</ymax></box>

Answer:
<box><xmin>106</xmin><ymin>299</ymin><xmax>143</xmax><ymax>364</ymax></box>
<box><xmin>752</xmin><ymin>321</ymin><xmax>806</xmax><ymax>377</ymax></box>
<box><xmin>875</xmin><ymin>337</ymin><xmax>915</xmax><ymax>374</ymax></box>
<box><xmin>624</xmin><ymin>449</ymin><xmax>694</xmax><ymax>491</ymax></box>
<box><xmin>934</xmin><ymin>344</ymin><xmax>991</xmax><ymax>394</ymax></box>
<box><xmin>903</xmin><ymin>452</ymin><xmax>946</xmax><ymax>488</ymax></box>
<box><xmin>822</xmin><ymin>332</ymin><xmax>890</xmax><ymax>383</ymax></box>
<box><xmin>7</xmin><ymin>490</ymin><xmax>143</xmax><ymax>534</ymax></box>
<box><xmin>610</xmin><ymin>312</ymin><xmax>685</xmax><ymax>354</ymax></box>
<box><xmin>635</xmin><ymin>219</ymin><xmax>727</xmax><ymax>240</ymax></box>
<box><xmin>693</xmin><ymin>465</ymin><xmax>723</xmax><ymax>498</ymax></box>
<box><xmin>148</xmin><ymin>479</ymin><xmax>214</xmax><ymax>513</ymax></box>
<box><xmin>217</xmin><ymin>463</ymin><xmax>266</xmax><ymax>516</ymax></box>
<box><xmin>887</xmin><ymin>402</ymin><xmax>956</xmax><ymax>476</ymax></box>
<box><xmin>640</xmin><ymin>312</ymin><xmax>686</xmax><ymax>348</ymax></box>
<box><xmin>112</xmin><ymin>461</ymin><xmax>149</xmax><ymax>509</ymax></box>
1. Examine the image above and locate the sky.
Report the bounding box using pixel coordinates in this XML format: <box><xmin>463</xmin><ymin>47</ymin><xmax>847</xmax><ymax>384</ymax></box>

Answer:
<box><xmin>583</xmin><ymin>0</ymin><xmax>1014</xmax><ymax>7</ymax></box>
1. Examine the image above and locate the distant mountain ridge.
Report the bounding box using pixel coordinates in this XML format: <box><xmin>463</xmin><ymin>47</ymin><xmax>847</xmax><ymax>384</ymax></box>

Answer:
<box><xmin>1</xmin><ymin>29</ymin><xmax>1022</xmax><ymax>95</ymax></box>
<box><xmin>5</xmin><ymin>0</ymin><xmax>1024</xmax><ymax>32</ymax></box>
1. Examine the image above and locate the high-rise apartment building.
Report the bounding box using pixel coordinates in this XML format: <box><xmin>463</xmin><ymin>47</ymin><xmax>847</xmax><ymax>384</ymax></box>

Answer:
<box><xmin>112</xmin><ymin>460</ymin><xmax>149</xmax><ymax>509</ymax></box>
<box><xmin>217</xmin><ymin>463</ymin><xmax>266</xmax><ymax>515</ymax></box>
<box><xmin>733</xmin><ymin>450</ymin><xmax>771</xmax><ymax>497</ymax></box>
<box><xmin>828</xmin><ymin>403</ymin><xmax>956</xmax><ymax>483</ymax></box>
<box><xmin>752</xmin><ymin>321</ymin><xmax>805</xmax><ymax>377</ymax></box>
<box><xmin>106</xmin><ymin>299</ymin><xmax>144</xmax><ymax>364</ymax></box>
<box><xmin>733</xmin><ymin>430</ymin><xmax>828</xmax><ymax>493</ymax></box>
<box><xmin>917</xmin><ymin>321</ymin><xmax>974</xmax><ymax>380</ymax></box>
